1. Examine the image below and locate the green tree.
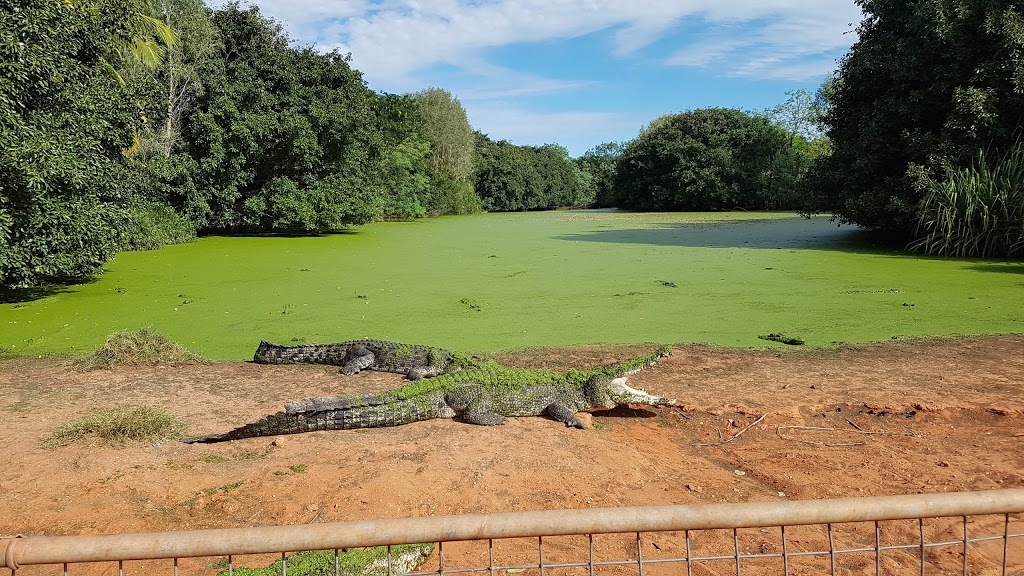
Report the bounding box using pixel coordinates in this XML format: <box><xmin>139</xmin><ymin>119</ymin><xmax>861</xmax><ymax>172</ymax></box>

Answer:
<box><xmin>180</xmin><ymin>3</ymin><xmax>386</xmax><ymax>232</ymax></box>
<box><xmin>152</xmin><ymin>0</ymin><xmax>219</xmax><ymax>156</ymax></box>
<box><xmin>411</xmin><ymin>88</ymin><xmax>480</xmax><ymax>214</ymax></box>
<box><xmin>614</xmin><ymin>108</ymin><xmax>795</xmax><ymax>211</ymax></box>
<box><xmin>807</xmin><ymin>0</ymin><xmax>1024</xmax><ymax>234</ymax></box>
<box><xmin>576</xmin><ymin>141</ymin><xmax>626</xmax><ymax>207</ymax></box>
<box><xmin>763</xmin><ymin>89</ymin><xmax>823</xmax><ymax>146</ymax></box>
<box><xmin>473</xmin><ymin>135</ymin><xmax>589</xmax><ymax>211</ymax></box>
<box><xmin>0</xmin><ymin>0</ymin><xmax>144</xmax><ymax>288</ymax></box>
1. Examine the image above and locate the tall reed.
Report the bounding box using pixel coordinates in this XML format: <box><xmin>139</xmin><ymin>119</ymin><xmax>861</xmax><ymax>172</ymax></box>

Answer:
<box><xmin>913</xmin><ymin>144</ymin><xmax>1024</xmax><ymax>258</ymax></box>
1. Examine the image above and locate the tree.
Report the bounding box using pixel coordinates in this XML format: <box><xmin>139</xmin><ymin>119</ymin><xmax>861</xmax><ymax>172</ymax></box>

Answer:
<box><xmin>614</xmin><ymin>108</ymin><xmax>796</xmax><ymax>211</ymax></box>
<box><xmin>411</xmin><ymin>88</ymin><xmax>480</xmax><ymax>214</ymax></box>
<box><xmin>179</xmin><ymin>4</ymin><xmax>386</xmax><ymax>232</ymax></box>
<box><xmin>763</xmin><ymin>89</ymin><xmax>823</xmax><ymax>146</ymax></box>
<box><xmin>0</xmin><ymin>0</ymin><xmax>144</xmax><ymax>288</ymax></box>
<box><xmin>153</xmin><ymin>0</ymin><xmax>219</xmax><ymax>156</ymax></box>
<box><xmin>576</xmin><ymin>141</ymin><xmax>625</xmax><ymax>208</ymax></box>
<box><xmin>473</xmin><ymin>134</ymin><xmax>589</xmax><ymax>211</ymax></box>
<box><xmin>807</xmin><ymin>0</ymin><xmax>1024</xmax><ymax>234</ymax></box>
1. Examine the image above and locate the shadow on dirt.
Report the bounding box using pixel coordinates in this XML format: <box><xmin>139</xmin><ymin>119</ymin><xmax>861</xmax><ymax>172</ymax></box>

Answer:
<box><xmin>593</xmin><ymin>405</ymin><xmax>660</xmax><ymax>419</ymax></box>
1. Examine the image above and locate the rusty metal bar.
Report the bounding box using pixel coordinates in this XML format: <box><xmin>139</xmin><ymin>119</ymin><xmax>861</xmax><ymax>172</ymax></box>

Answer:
<box><xmin>2</xmin><ymin>489</ymin><xmax>1022</xmax><ymax>568</ymax></box>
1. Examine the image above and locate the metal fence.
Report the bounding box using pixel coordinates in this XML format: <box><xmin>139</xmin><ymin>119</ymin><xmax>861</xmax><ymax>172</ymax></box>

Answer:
<box><xmin>3</xmin><ymin>489</ymin><xmax>1023</xmax><ymax>576</ymax></box>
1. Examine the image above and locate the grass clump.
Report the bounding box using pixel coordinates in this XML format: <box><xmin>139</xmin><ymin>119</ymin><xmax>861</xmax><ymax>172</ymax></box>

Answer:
<box><xmin>77</xmin><ymin>327</ymin><xmax>201</xmax><ymax>369</ymax></box>
<box><xmin>219</xmin><ymin>545</ymin><xmax>434</xmax><ymax>576</ymax></box>
<box><xmin>43</xmin><ymin>405</ymin><xmax>186</xmax><ymax>448</ymax></box>
<box><xmin>913</xmin><ymin>144</ymin><xmax>1024</xmax><ymax>257</ymax></box>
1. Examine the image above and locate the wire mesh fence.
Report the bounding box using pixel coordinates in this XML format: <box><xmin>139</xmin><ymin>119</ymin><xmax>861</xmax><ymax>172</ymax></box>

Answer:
<box><xmin>3</xmin><ymin>490</ymin><xmax>1023</xmax><ymax>576</ymax></box>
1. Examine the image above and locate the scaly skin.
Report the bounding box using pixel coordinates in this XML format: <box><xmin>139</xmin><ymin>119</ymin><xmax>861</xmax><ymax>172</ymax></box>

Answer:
<box><xmin>181</xmin><ymin>345</ymin><xmax>674</xmax><ymax>443</ymax></box>
<box><xmin>253</xmin><ymin>339</ymin><xmax>482</xmax><ymax>380</ymax></box>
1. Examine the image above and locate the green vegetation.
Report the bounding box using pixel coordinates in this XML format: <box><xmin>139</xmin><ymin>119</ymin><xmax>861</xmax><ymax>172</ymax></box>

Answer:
<box><xmin>614</xmin><ymin>108</ymin><xmax>800</xmax><ymax>211</ymax></box>
<box><xmin>43</xmin><ymin>405</ymin><xmax>186</xmax><ymax>448</ymax></box>
<box><xmin>0</xmin><ymin>1</ymin><xmax>588</xmax><ymax>290</ymax></box>
<box><xmin>474</xmin><ymin>136</ymin><xmax>592</xmax><ymax>211</ymax></box>
<box><xmin>806</xmin><ymin>0</ymin><xmax>1024</xmax><ymax>243</ymax></box>
<box><xmin>913</xmin><ymin>144</ymin><xmax>1024</xmax><ymax>257</ymax></box>
<box><xmin>76</xmin><ymin>327</ymin><xmax>201</xmax><ymax>369</ymax></box>
<box><xmin>219</xmin><ymin>545</ymin><xmax>434</xmax><ymax>576</ymax></box>
<box><xmin>3</xmin><ymin>212</ymin><xmax>1022</xmax><ymax>359</ymax></box>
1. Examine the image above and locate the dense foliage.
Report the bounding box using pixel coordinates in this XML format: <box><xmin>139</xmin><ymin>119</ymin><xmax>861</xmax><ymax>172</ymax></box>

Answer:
<box><xmin>913</xmin><ymin>143</ymin><xmax>1024</xmax><ymax>257</ymax></box>
<box><xmin>575</xmin><ymin>142</ymin><xmax>625</xmax><ymax>208</ymax></box>
<box><xmin>412</xmin><ymin>88</ymin><xmax>481</xmax><ymax>215</ymax></box>
<box><xmin>613</xmin><ymin>108</ymin><xmax>798</xmax><ymax>211</ymax></box>
<box><xmin>808</xmin><ymin>0</ymin><xmax>1024</xmax><ymax>236</ymax></box>
<box><xmin>0</xmin><ymin>0</ymin><xmax>142</xmax><ymax>287</ymax></box>
<box><xmin>1</xmin><ymin>0</ymin><xmax>624</xmax><ymax>289</ymax></box>
<box><xmin>474</xmin><ymin>135</ymin><xmax>592</xmax><ymax>211</ymax></box>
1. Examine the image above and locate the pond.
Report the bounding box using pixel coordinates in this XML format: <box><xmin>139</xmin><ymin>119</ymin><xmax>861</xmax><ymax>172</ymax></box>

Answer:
<box><xmin>2</xmin><ymin>211</ymin><xmax>1021</xmax><ymax>358</ymax></box>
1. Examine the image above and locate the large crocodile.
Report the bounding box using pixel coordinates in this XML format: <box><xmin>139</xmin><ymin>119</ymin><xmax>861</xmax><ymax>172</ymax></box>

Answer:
<box><xmin>254</xmin><ymin>339</ymin><xmax>482</xmax><ymax>380</ymax></box>
<box><xmin>182</xmin><ymin>345</ymin><xmax>674</xmax><ymax>443</ymax></box>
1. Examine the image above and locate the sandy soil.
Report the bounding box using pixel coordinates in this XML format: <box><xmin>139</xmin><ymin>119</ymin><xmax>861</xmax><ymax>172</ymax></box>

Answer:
<box><xmin>2</xmin><ymin>336</ymin><xmax>1023</xmax><ymax>575</ymax></box>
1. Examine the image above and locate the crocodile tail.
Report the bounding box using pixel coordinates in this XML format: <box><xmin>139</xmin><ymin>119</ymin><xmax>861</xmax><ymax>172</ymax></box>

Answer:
<box><xmin>180</xmin><ymin>395</ymin><xmax>443</xmax><ymax>444</ymax></box>
<box><xmin>253</xmin><ymin>341</ymin><xmax>348</xmax><ymax>365</ymax></box>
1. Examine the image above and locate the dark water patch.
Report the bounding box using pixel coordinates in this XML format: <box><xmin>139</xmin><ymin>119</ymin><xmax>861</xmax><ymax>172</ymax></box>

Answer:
<box><xmin>555</xmin><ymin>217</ymin><xmax>901</xmax><ymax>253</ymax></box>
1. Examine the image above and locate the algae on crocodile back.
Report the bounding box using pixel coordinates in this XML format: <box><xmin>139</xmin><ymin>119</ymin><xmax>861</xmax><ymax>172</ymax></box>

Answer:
<box><xmin>220</xmin><ymin>544</ymin><xmax>434</xmax><ymax>576</ymax></box>
<box><xmin>386</xmin><ymin>345</ymin><xmax>672</xmax><ymax>401</ymax></box>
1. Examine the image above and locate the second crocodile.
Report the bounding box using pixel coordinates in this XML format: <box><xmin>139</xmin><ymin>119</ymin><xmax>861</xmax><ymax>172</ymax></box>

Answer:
<box><xmin>182</xmin><ymin>345</ymin><xmax>674</xmax><ymax>443</ymax></box>
<box><xmin>254</xmin><ymin>339</ymin><xmax>482</xmax><ymax>380</ymax></box>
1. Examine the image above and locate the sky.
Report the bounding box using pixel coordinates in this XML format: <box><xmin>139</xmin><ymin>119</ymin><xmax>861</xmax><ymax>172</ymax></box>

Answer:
<box><xmin>237</xmin><ymin>1</ymin><xmax>865</xmax><ymax>156</ymax></box>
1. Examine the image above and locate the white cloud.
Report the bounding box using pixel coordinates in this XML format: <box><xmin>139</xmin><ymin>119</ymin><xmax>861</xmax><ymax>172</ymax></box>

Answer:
<box><xmin>246</xmin><ymin>1</ymin><xmax>861</xmax><ymax>88</ymax></box>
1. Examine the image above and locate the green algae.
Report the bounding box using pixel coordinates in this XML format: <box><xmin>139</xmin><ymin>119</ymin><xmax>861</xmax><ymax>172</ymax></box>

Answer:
<box><xmin>2</xmin><ymin>211</ymin><xmax>1022</xmax><ymax>359</ymax></box>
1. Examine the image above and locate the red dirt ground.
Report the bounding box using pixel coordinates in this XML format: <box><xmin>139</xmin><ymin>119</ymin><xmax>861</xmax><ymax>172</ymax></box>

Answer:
<box><xmin>2</xmin><ymin>336</ymin><xmax>1022</xmax><ymax>575</ymax></box>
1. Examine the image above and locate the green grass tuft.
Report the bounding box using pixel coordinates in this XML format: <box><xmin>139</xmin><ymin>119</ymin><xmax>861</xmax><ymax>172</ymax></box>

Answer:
<box><xmin>219</xmin><ymin>545</ymin><xmax>434</xmax><ymax>576</ymax></box>
<box><xmin>76</xmin><ymin>327</ymin><xmax>202</xmax><ymax>369</ymax></box>
<box><xmin>42</xmin><ymin>405</ymin><xmax>186</xmax><ymax>448</ymax></box>
<box><xmin>913</xmin><ymin>143</ymin><xmax>1024</xmax><ymax>257</ymax></box>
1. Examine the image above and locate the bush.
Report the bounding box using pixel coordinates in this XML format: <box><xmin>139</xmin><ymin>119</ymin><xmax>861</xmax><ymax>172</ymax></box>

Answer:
<box><xmin>614</xmin><ymin>108</ymin><xmax>795</xmax><ymax>211</ymax></box>
<box><xmin>809</xmin><ymin>0</ymin><xmax>1024</xmax><ymax>234</ymax></box>
<box><xmin>43</xmin><ymin>405</ymin><xmax>186</xmax><ymax>447</ymax></box>
<box><xmin>77</xmin><ymin>327</ymin><xmax>202</xmax><ymax>369</ymax></box>
<box><xmin>912</xmin><ymin>144</ymin><xmax>1024</xmax><ymax>257</ymax></box>
<box><xmin>118</xmin><ymin>202</ymin><xmax>196</xmax><ymax>251</ymax></box>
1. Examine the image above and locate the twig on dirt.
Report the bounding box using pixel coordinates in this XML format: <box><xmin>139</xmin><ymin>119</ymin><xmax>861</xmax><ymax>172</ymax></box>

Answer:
<box><xmin>845</xmin><ymin>418</ymin><xmax>864</xmax><ymax>431</ymax></box>
<box><xmin>693</xmin><ymin>414</ymin><xmax>767</xmax><ymax>447</ymax></box>
<box><xmin>307</xmin><ymin>505</ymin><xmax>323</xmax><ymax>524</ymax></box>
<box><xmin>776</xmin><ymin>425</ymin><xmax>886</xmax><ymax>447</ymax></box>
<box><xmin>1013</xmin><ymin>432</ymin><xmax>1024</xmax><ymax>437</ymax></box>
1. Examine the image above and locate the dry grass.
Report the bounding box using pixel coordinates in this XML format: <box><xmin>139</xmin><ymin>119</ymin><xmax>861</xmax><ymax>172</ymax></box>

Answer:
<box><xmin>42</xmin><ymin>405</ymin><xmax>186</xmax><ymax>448</ymax></box>
<box><xmin>75</xmin><ymin>327</ymin><xmax>202</xmax><ymax>369</ymax></box>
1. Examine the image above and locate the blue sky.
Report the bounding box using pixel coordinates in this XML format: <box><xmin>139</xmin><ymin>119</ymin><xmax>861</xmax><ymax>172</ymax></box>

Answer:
<box><xmin>241</xmin><ymin>1</ymin><xmax>864</xmax><ymax>156</ymax></box>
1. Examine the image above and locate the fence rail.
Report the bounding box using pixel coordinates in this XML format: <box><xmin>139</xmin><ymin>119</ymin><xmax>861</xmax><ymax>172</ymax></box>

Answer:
<box><xmin>3</xmin><ymin>489</ymin><xmax>1023</xmax><ymax>575</ymax></box>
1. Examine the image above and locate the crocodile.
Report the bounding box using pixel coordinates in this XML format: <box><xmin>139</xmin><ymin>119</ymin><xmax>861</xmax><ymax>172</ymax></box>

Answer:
<box><xmin>253</xmin><ymin>339</ymin><xmax>482</xmax><ymax>380</ymax></box>
<box><xmin>181</xmin><ymin>345</ymin><xmax>674</xmax><ymax>443</ymax></box>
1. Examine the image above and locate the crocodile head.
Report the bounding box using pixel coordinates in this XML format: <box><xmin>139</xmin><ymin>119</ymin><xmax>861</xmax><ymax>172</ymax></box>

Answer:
<box><xmin>586</xmin><ymin>375</ymin><xmax>676</xmax><ymax>409</ymax></box>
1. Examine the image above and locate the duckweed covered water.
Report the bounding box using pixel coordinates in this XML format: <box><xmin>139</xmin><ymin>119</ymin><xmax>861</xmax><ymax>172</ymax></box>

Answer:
<box><xmin>2</xmin><ymin>211</ymin><xmax>1021</xmax><ymax>359</ymax></box>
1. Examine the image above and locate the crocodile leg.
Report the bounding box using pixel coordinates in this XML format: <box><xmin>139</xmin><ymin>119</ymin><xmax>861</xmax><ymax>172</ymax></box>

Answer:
<box><xmin>444</xmin><ymin>390</ymin><xmax>507</xmax><ymax>426</ymax></box>
<box><xmin>545</xmin><ymin>403</ymin><xmax>586</xmax><ymax>429</ymax></box>
<box><xmin>462</xmin><ymin>405</ymin><xmax>507</xmax><ymax>426</ymax></box>
<box><xmin>342</xmin><ymin>345</ymin><xmax>375</xmax><ymax>375</ymax></box>
<box><xmin>407</xmin><ymin>365</ymin><xmax>444</xmax><ymax>381</ymax></box>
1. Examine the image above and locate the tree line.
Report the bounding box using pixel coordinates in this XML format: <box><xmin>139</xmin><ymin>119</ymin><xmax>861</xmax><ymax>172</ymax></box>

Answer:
<box><xmin>578</xmin><ymin>0</ymin><xmax>1023</xmax><ymax>258</ymax></box>
<box><xmin>0</xmin><ymin>0</ymin><xmax>595</xmax><ymax>289</ymax></box>
<box><xmin>4</xmin><ymin>0</ymin><xmax>1021</xmax><ymax>290</ymax></box>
